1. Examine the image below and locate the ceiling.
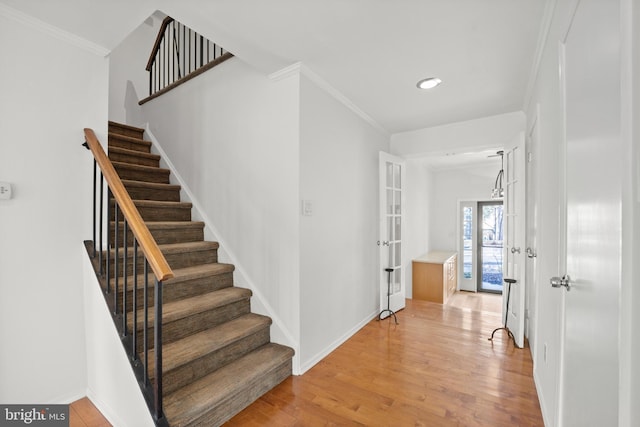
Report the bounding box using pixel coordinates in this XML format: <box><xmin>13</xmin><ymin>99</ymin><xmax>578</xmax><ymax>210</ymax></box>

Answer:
<box><xmin>1</xmin><ymin>0</ymin><xmax>547</xmax><ymax>135</ymax></box>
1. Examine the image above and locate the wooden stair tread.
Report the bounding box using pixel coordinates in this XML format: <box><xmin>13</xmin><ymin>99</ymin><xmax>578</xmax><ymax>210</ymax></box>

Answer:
<box><xmin>111</xmin><ymin>199</ymin><xmax>192</xmax><ymax>209</ymax></box>
<box><xmin>135</xmin><ymin>287</ymin><xmax>251</xmax><ymax>326</ymax></box>
<box><xmin>108</xmin><ymin>120</ymin><xmax>145</xmax><ymax>134</ymax></box>
<box><xmin>112</xmin><ymin>262</ymin><xmax>234</xmax><ymax>289</ymax></box>
<box><xmin>108</xmin><ymin>241</ymin><xmax>218</xmax><ymax>258</ymax></box>
<box><xmin>164</xmin><ymin>343</ymin><xmax>294</xmax><ymax>426</ymax></box>
<box><xmin>108</xmin><ymin>131</ymin><xmax>151</xmax><ymax>145</ymax></box>
<box><xmin>121</xmin><ymin>179</ymin><xmax>180</xmax><ymax>191</ymax></box>
<box><xmin>109</xmin><ymin>146</ymin><xmax>160</xmax><ymax>161</ymax></box>
<box><xmin>149</xmin><ymin>313</ymin><xmax>271</xmax><ymax>375</ymax></box>
<box><xmin>111</xmin><ymin>220</ymin><xmax>204</xmax><ymax>230</ymax></box>
<box><xmin>112</xmin><ymin>160</ymin><xmax>170</xmax><ymax>174</ymax></box>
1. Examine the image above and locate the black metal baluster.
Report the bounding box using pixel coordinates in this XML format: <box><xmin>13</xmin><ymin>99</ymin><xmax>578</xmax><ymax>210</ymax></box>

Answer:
<box><xmin>143</xmin><ymin>260</ymin><xmax>149</xmax><ymax>384</ymax></box>
<box><xmin>114</xmin><ymin>204</ymin><xmax>119</xmax><ymax>314</ymax></box>
<box><xmin>122</xmin><ymin>219</ymin><xmax>128</xmax><ymax>337</ymax></box>
<box><xmin>132</xmin><ymin>240</ymin><xmax>138</xmax><ymax>360</ymax></box>
<box><xmin>188</xmin><ymin>28</ymin><xmax>192</xmax><ymax>74</ymax></box>
<box><xmin>92</xmin><ymin>160</ymin><xmax>97</xmax><ymax>257</ymax></box>
<box><xmin>106</xmin><ymin>190</ymin><xmax>111</xmax><ymax>293</ymax></box>
<box><xmin>98</xmin><ymin>173</ymin><xmax>104</xmax><ymax>275</ymax></box>
<box><xmin>154</xmin><ymin>278</ymin><xmax>163</xmax><ymax>420</ymax></box>
<box><xmin>199</xmin><ymin>35</ymin><xmax>204</xmax><ymax>67</ymax></box>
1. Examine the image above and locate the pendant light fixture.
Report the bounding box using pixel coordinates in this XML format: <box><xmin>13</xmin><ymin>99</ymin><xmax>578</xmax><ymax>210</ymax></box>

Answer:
<box><xmin>491</xmin><ymin>151</ymin><xmax>504</xmax><ymax>199</ymax></box>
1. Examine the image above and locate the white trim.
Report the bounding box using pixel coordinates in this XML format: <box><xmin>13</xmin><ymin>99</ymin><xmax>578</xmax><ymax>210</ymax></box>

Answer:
<box><xmin>523</xmin><ymin>0</ymin><xmax>558</xmax><ymax>113</ymax></box>
<box><xmin>534</xmin><ymin>368</ymin><xmax>552</xmax><ymax>427</ymax></box>
<box><xmin>0</xmin><ymin>3</ymin><xmax>109</xmax><ymax>57</ymax></box>
<box><xmin>85</xmin><ymin>389</ymin><xmax>129</xmax><ymax>427</ymax></box>
<box><xmin>143</xmin><ymin>125</ymin><xmax>301</xmax><ymax>374</ymax></box>
<box><xmin>299</xmin><ymin>310</ymin><xmax>378</xmax><ymax>374</ymax></box>
<box><xmin>269</xmin><ymin>62</ymin><xmax>390</xmax><ymax>137</ymax></box>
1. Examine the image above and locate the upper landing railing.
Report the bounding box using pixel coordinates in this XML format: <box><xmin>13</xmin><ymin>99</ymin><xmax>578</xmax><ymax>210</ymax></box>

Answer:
<box><xmin>140</xmin><ymin>16</ymin><xmax>233</xmax><ymax>105</ymax></box>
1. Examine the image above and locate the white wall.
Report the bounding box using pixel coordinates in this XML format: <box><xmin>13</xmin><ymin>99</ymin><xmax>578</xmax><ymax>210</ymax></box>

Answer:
<box><xmin>391</xmin><ymin>111</ymin><xmax>525</xmax><ymax>158</ymax></box>
<box><xmin>82</xmin><ymin>255</ymin><xmax>154</xmax><ymax>427</ymax></box>
<box><xmin>137</xmin><ymin>58</ymin><xmax>302</xmax><ymax>365</ymax></box>
<box><xmin>298</xmin><ymin>74</ymin><xmax>389</xmax><ymax>371</ymax></box>
<box><xmin>0</xmin><ymin>9</ymin><xmax>108</xmax><ymax>403</ymax></box>
<box><xmin>428</xmin><ymin>164</ymin><xmax>499</xmax><ymax>252</ymax></box>
<box><xmin>403</xmin><ymin>160</ymin><xmax>433</xmax><ymax>298</ymax></box>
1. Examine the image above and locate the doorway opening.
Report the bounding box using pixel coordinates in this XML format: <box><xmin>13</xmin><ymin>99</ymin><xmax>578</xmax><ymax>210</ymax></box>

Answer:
<box><xmin>458</xmin><ymin>200</ymin><xmax>504</xmax><ymax>294</ymax></box>
<box><xmin>477</xmin><ymin>201</ymin><xmax>504</xmax><ymax>293</ymax></box>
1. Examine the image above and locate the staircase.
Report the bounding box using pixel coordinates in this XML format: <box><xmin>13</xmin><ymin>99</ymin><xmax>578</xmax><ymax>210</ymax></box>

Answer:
<box><xmin>106</xmin><ymin>121</ymin><xmax>294</xmax><ymax>426</ymax></box>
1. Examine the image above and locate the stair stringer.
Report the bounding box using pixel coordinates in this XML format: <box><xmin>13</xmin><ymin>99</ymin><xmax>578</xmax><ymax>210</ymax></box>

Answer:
<box><xmin>143</xmin><ymin>125</ymin><xmax>301</xmax><ymax>374</ymax></box>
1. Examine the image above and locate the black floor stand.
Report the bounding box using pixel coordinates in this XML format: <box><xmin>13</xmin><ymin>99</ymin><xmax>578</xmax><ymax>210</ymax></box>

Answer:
<box><xmin>378</xmin><ymin>268</ymin><xmax>398</xmax><ymax>324</ymax></box>
<box><xmin>489</xmin><ymin>278</ymin><xmax>516</xmax><ymax>346</ymax></box>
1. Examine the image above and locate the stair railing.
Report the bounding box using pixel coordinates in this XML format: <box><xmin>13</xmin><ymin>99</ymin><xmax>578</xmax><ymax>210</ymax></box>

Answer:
<box><xmin>140</xmin><ymin>16</ymin><xmax>233</xmax><ymax>104</ymax></box>
<box><xmin>83</xmin><ymin>128</ymin><xmax>173</xmax><ymax>427</ymax></box>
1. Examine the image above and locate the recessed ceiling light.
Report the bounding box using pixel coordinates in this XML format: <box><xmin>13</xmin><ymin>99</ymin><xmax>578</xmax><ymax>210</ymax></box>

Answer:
<box><xmin>416</xmin><ymin>77</ymin><xmax>442</xmax><ymax>90</ymax></box>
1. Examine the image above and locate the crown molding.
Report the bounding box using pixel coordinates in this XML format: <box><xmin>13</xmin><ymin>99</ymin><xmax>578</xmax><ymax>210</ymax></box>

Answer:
<box><xmin>0</xmin><ymin>3</ymin><xmax>109</xmax><ymax>57</ymax></box>
<box><xmin>270</xmin><ymin>62</ymin><xmax>389</xmax><ymax>137</ymax></box>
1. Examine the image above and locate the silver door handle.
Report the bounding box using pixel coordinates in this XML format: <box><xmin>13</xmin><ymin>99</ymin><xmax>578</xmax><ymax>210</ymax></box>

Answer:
<box><xmin>377</xmin><ymin>241</ymin><xmax>390</xmax><ymax>246</ymax></box>
<box><xmin>526</xmin><ymin>247</ymin><xmax>537</xmax><ymax>258</ymax></box>
<box><xmin>511</xmin><ymin>247</ymin><xmax>521</xmax><ymax>254</ymax></box>
<box><xmin>550</xmin><ymin>275</ymin><xmax>571</xmax><ymax>291</ymax></box>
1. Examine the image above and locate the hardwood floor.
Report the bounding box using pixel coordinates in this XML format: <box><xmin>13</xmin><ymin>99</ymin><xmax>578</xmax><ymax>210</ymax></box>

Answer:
<box><xmin>69</xmin><ymin>398</ymin><xmax>111</xmax><ymax>427</ymax></box>
<box><xmin>226</xmin><ymin>297</ymin><xmax>542</xmax><ymax>426</ymax></box>
<box><xmin>447</xmin><ymin>290</ymin><xmax>502</xmax><ymax>315</ymax></box>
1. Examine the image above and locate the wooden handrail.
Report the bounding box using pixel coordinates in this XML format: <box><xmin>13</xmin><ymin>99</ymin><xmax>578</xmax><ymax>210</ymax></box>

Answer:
<box><xmin>146</xmin><ymin>16</ymin><xmax>175</xmax><ymax>71</ymax></box>
<box><xmin>83</xmin><ymin>128</ymin><xmax>174</xmax><ymax>282</ymax></box>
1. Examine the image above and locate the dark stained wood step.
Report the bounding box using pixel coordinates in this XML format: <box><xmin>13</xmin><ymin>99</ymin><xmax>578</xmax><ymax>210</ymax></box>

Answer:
<box><xmin>106</xmin><ymin>241</ymin><xmax>219</xmax><ymax>276</ymax></box>
<box><xmin>108</xmin><ymin>121</ymin><xmax>144</xmax><ymax>139</ymax></box>
<box><xmin>108</xmin><ymin>132</ymin><xmax>151</xmax><ymax>152</ymax></box>
<box><xmin>132</xmin><ymin>287</ymin><xmax>253</xmax><ymax>350</ymax></box>
<box><xmin>148</xmin><ymin>313</ymin><xmax>272</xmax><ymax>394</ymax></box>
<box><xmin>121</xmin><ymin>180</ymin><xmax>181</xmax><ymax>202</ymax></box>
<box><xmin>110</xmin><ymin>199</ymin><xmax>192</xmax><ymax>222</ymax></box>
<box><xmin>112</xmin><ymin>161</ymin><xmax>170</xmax><ymax>184</ymax></box>
<box><xmin>164</xmin><ymin>343</ymin><xmax>294</xmax><ymax>426</ymax></box>
<box><xmin>110</xmin><ymin>263</ymin><xmax>235</xmax><ymax>309</ymax></box>
<box><xmin>109</xmin><ymin>146</ymin><xmax>160</xmax><ymax>167</ymax></box>
<box><xmin>110</xmin><ymin>220</ymin><xmax>204</xmax><ymax>246</ymax></box>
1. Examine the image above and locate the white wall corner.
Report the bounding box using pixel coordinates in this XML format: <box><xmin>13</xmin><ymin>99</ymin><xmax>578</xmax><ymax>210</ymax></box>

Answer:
<box><xmin>143</xmin><ymin>125</ymin><xmax>302</xmax><ymax>373</ymax></box>
<box><xmin>0</xmin><ymin>3</ymin><xmax>109</xmax><ymax>57</ymax></box>
<box><xmin>269</xmin><ymin>62</ymin><xmax>390</xmax><ymax>137</ymax></box>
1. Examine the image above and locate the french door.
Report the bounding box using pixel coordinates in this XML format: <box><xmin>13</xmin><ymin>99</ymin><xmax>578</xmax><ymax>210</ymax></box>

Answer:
<box><xmin>477</xmin><ymin>202</ymin><xmax>504</xmax><ymax>293</ymax></box>
<box><xmin>378</xmin><ymin>152</ymin><xmax>406</xmax><ymax>317</ymax></box>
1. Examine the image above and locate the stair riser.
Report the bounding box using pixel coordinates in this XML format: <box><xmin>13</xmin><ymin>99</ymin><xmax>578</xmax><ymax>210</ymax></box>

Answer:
<box><xmin>136</xmin><ymin>298</ymin><xmax>251</xmax><ymax>352</ymax></box>
<box><xmin>108</xmin><ymin>136</ymin><xmax>150</xmax><ymax>153</ymax></box>
<box><xmin>105</xmin><ymin>248</ymin><xmax>218</xmax><ymax>276</ymax></box>
<box><xmin>113</xmin><ymin>272</ymin><xmax>234</xmax><ymax>311</ymax></box>
<box><xmin>109</xmin><ymin>151</ymin><xmax>159</xmax><ymax>168</ymax></box>
<box><xmin>109</xmin><ymin>124</ymin><xmax>144</xmax><ymax>139</ymax></box>
<box><xmin>160</xmin><ymin>327</ymin><xmax>271</xmax><ymax>395</ymax></box>
<box><xmin>113</xmin><ymin>165</ymin><xmax>170</xmax><ymax>184</ymax></box>
<box><xmin>123</xmin><ymin>185</ymin><xmax>180</xmax><ymax>202</ymax></box>
<box><xmin>110</xmin><ymin>205</ymin><xmax>192</xmax><ymax>222</ymax></box>
<box><xmin>109</xmin><ymin>225</ymin><xmax>204</xmax><ymax>246</ymax></box>
<box><xmin>196</xmin><ymin>359</ymin><xmax>292</xmax><ymax>426</ymax></box>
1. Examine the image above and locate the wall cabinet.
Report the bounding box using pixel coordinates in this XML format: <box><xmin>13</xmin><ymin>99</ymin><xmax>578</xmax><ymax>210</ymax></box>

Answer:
<box><xmin>412</xmin><ymin>251</ymin><xmax>457</xmax><ymax>304</ymax></box>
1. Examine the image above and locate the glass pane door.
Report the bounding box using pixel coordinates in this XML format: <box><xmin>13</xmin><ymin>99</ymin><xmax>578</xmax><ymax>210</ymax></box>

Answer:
<box><xmin>478</xmin><ymin>202</ymin><xmax>504</xmax><ymax>293</ymax></box>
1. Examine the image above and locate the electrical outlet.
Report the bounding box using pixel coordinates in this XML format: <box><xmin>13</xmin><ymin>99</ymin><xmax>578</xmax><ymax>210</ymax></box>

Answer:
<box><xmin>544</xmin><ymin>343</ymin><xmax>548</xmax><ymax>363</ymax></box>
<box><xmin>0</xmin><ymin>182</ymin><xmax>12</xmax><ymax>200</ymax></box>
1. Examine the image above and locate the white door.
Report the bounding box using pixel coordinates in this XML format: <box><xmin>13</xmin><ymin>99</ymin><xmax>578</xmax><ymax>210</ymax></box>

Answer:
<box><xmin>379</xmin><ymin>152</ymin><xmax>406</xmax><ymax>318</ymax></box>
<box><xmin>525</xmin><ymin>111</ymin><xmax>539</xmax><ymax>351</ymax></box>
<box><xmin>503</xmin><ymin>132</ymin><xmax>526</xmax><ymax>348</ymax></box>
<box><xmin>558</xmin><ymin>0</ymin><xmax>621</xmax><ymax>424</ymax></box>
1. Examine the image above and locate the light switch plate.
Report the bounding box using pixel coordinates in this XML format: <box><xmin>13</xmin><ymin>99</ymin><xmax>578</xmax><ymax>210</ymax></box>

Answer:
<box><xmin>0</xmin><ymin>182</ymin><xmax>12</xmax><ymax>200</ymax></box>
<box><xmin>301</xmin><ymin>199</ymin><xmax>313</xmax><ymax>216</ymax></box>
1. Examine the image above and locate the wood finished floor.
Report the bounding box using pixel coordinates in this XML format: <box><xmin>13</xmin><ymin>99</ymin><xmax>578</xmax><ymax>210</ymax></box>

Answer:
<box><xmin>227</xmin><ymin>295</ymin><xmax>542</xmax><ymax>426</ymax></box>
<box><xmin>69</xmin><ymin>398</ymin><xmax>111</xmax><ymax>427</ymax></box>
